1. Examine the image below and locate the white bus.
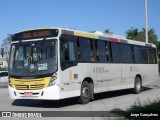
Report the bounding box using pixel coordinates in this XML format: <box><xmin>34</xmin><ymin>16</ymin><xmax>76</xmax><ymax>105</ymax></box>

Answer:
<box><xmin>8</xmin><ymin>28</ymin><xmax>158</xmax><ymax>104</ymax></box>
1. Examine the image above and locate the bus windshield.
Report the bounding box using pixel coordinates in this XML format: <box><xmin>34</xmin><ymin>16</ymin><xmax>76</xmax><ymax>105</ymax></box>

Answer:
<box><xmin>9</xmin><ymin>39</ymin><xmax>57</xmax><ymax>78</ymax></box>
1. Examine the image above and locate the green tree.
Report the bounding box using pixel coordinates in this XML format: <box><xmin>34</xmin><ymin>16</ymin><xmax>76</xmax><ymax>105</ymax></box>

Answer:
<box><xmin>148</xmin><ymin>28</ymin><xmax>158</xmax><ymax>45</ymax></box>
<box><xmin>1</xmin><ymin>34</ymin><xmax>12</xmax><ymax>65</ymax></box>
<box><xmin>104</xmin><ymin>29</ymin><xmax>113</xmax><ymax>34</ymax></box>
<box><xmin>126</xmin><ymin>27</ymin><xmax>158</xmax><ymax>44</ymax></box>
<box><xmin>1</xmin><ymin>34</ymin><xmax>12</xmax><ymax>53</ymax></box>
<box><xmin>126</xmin><ymin>27</ymin><xmax>139</xmax><ymax>40</ymax></box>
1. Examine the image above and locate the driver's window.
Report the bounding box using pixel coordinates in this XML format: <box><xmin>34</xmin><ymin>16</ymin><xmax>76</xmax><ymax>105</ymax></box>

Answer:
<box><xmin>60</xmin><ymin>39</ymin><xmax>76</xmax><ymax>70</ymax></box>
<box><xmin>67</xmin><ymin>41</ymin><xmax>76</xmax><ymax>61</ymax></box>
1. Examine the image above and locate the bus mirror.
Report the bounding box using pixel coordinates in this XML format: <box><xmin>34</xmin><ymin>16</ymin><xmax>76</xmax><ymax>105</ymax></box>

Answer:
<box><xmin>1</xmin><ymin>48</ymin><xmax>4</xmax><ymax>57</ymax></box>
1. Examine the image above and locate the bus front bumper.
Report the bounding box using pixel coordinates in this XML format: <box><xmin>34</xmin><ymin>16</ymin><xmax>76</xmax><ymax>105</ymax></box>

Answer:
<box><xmin>8</xmin><ymin>85</ymin><xmax>61</xmax><ymax>100</ymax></box>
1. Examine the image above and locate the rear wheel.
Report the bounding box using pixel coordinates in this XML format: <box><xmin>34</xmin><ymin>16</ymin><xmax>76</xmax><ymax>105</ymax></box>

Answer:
<box><xmin>78</xmin><ymin>81</ymin><xmax>92</xmax><ymax>104</ymax></box>
<box><xmin>133</xmin><ymin>77</ymin><xmax>142</xmax><ymax>94</ymax></box>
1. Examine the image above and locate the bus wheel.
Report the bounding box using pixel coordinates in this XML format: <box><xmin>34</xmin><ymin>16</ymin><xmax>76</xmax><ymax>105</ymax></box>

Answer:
<box><xmin>133</xmin><ymin>77</ymin><xmax>142</xmax><ymax>94</ymax></box>
<box><xmin>78</xmin><ymin>81</ymin><xmax>91</xmax><ymax>104</ymax></box>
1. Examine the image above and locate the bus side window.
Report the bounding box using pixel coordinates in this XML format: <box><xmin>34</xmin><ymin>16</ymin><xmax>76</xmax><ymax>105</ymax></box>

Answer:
<box><xmin>108</xmin><ymin>42</ymin><xmax>113</xmax><ymax>62</ymax></box>
<box><xmin>96</xmin><ymin>40</ymin><xmax>107</xmax><ymax>62</ymax></box>
<box><xmin>122</xmin><ymin>44</ymin><xmax>133</xmax><ymax>63</ymax></box>
<box><xmin>133</xmin><ymin>46</ymin><xmax>141</xmax><ymax>63</ymax></box>
<box><xmin>149</xmin><ymin>47</ymin><xmax>157</xmax><ymax>64</ymax></box>
<box><xmin>90</xmin><ymin>40</ymin><xmax>95</xmax><ymax>62</ymax></box>
<box><xmin>77</xmin><ymin>39</ymin><xmax>81</xmax><ymax>62</ymax></box>
<box><xmin>140</xmin><ymin>46</ymin><xmax>148</xmax><ymax>64</ymax></box>
<box><xmin>146</xmin><ymin>47</ymin><xmax>150</xmax><ymax>63</ymax></box>
<box><xmin>79</xmin><ymin>38</ymin><xmax>92</xmax><ymax>62</ymax></box>
<box><xmin>110</xmin><ymin>42</ymin><xmax>123</xmax><ymax>63</ymax></box>
<box><xmin>105</xmin><ymin>42</ymin><xmax>110</xmax><ymax>62</ymax></box>
<box><xmin>153</xmin><ymin>48</ymin><xmax>157</xmax><ymax>63</ymax></box>
<box><xmin>60</xmin><ymin>38</ymin><xmax>76</xmax><ymax>70</ymax></box>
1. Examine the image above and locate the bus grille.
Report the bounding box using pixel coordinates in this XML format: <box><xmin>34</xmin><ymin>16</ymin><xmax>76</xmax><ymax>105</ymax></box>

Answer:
<box><xmin>15</xmin><ymin>84</ymin><xmax>45</xmax><ymax>90</ymax></box>
<box><xmin>11</xmin><ymin>77</ymin><xmax>51</xmax><ymax>90</ymax></box>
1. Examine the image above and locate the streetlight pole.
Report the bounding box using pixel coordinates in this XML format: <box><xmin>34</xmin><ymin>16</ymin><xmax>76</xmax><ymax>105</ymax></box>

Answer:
<box><xmin>145</xmin><ymin>0</ymin><xmax>148</xmax><ymax>43</ymax></box>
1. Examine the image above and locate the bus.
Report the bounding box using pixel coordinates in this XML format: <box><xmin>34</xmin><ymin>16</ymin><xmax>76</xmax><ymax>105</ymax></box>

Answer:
<box><xmin>8</xmin><ymin>28</ymin><xmax>158</xmax><ymax>104</ymax></box>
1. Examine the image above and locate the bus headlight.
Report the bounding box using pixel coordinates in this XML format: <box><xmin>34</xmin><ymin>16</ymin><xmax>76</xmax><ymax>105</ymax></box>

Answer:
<box><xmin>49</xmin><ymin>73</ymin><xmax>57</xmax><ymax>86</ymax></box>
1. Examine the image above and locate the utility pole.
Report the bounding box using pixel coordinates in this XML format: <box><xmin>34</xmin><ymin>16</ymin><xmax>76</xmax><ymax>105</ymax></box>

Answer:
<box><xmin>145</xmin><ymin>0</ymin><xmax>148</xmax><ymax>43</ymax></box>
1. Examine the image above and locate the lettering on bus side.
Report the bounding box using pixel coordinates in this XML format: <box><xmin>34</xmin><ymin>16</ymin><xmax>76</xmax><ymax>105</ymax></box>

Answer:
<box><xmin>93</xmin><ymin>67</ymin><xmax>109</xmax><ymax>74</ymax></box>
<box><xmin>130</xmin><ymin>66</ymin><xmax>140</xmax><ymax>72</ymax></box>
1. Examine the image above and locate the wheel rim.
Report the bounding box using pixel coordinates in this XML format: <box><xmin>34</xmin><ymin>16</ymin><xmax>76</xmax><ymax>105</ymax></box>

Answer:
<box><xmin>136</xmin><ymin>80</ymin><xmax>141</xmax><ymax>92</ymax></box>
<box><xmin>82</xmin><ymin>87</ymin><xmax>89</xmax><ymax>99</ymax></box>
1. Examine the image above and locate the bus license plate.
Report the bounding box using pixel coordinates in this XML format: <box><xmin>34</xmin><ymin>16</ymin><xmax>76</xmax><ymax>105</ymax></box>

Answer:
<box><xmin>24</xmin><ymin>92</ymin><xmax>32</xmax><ymax>96</ymax></box>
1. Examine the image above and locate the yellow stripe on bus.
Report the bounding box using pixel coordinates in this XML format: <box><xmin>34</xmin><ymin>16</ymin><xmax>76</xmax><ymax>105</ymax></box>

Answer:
<box><xmin>69</xmin><ymin>70</ymin><xmax>72</xmax><ymax>80</ymax></box>
<box><xmin>75</xmin><ymin>31</ymin><xmax>89</xmax><ymax>38</ymax></box>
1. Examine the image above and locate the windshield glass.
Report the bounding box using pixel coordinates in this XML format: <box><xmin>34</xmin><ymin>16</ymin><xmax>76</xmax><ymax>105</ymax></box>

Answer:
<box><xmin>9</xmin><ymin>39</ymin><xmax>57</xmax><ymax>78</ymax></box>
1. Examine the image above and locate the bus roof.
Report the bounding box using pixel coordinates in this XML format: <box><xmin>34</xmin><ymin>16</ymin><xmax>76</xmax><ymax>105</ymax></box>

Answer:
<box><xmin>59</xmin><ymin>28</ymin><xmax>156</xmax><ymax>48</ymax></box>
<box><xmin>14</xmin><ymin>27</ymin><xmax>156</xmax><ymax>48</ymax></box>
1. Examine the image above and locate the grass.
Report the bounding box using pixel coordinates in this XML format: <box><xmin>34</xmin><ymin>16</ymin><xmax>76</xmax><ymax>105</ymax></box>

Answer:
<box><xmin>119</xmin><ymin>99</ymin><xmax>160</xmax><ymax>120</ymax></box>
<box><xmin>131</xmin><ymin>101</ymin><xmax>160</xmax><ymax>112</ymax></box>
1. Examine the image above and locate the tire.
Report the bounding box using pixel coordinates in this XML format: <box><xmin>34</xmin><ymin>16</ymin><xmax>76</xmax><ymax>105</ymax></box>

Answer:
<box><xmin>90</xmin><ymin>82</ymin><xmax>94</xmax><ymax>101</ymax></box>
<box><xmin>133</xmin><ymin>77</ymin><xmax>142</xmax><ymax>94</ymax></box>
<box><xmin>78</xmin><ymin>81</ymin><xmax>92</xmax><ymax>104</ymax></box>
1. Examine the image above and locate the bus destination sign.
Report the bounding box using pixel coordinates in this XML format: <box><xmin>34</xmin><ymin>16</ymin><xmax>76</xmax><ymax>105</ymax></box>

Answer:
<box><xmin>13</xmin><ymin>29</ymin><xmax>58</xmax><ymax>41</ymax></box>
<box><xmin>23</xmin><ymin>31</ymin><xmax>50</xmax><ymax>39</ymax></box>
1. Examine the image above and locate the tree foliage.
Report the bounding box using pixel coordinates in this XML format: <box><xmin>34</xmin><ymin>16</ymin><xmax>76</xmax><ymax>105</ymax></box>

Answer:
<box><xmin>1</xmin><ymin>34</ymin><xmax>12</xmax><ymax>64</ymax></box>
<box><xmin>104</xmin><ymin>29</ymin><xmax>113</xmax><ymax>34</ymax></box>
<box><xmin>1</xmin><ymin>34</ymin><xmax>12</xmax><ymax>53</ymax></box>
<box><xmin>126</xmin><ymin>27</ymin><xmax>139</xmax><ymax>40</ymax></box>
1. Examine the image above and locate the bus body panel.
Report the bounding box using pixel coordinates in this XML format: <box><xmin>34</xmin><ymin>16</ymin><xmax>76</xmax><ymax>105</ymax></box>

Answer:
<box><xmin>8</xmin><ymin>84</ymin><xmax>61</xmax><ymax>100</ymax></box>
<box><xmin>8</xmin><ymin>28</ymin><xmax>159</xmax><ymax>101</ymax></box>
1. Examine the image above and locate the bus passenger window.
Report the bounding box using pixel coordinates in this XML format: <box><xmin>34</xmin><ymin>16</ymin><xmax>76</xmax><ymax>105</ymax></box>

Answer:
<box><xmin>149</xmin><ymin>47</ymin><xmax>157</xmax><ymax>64</ymax></box>
<box><xmin>110</xmin><ymin>42</ymin><xmax>123</xmax><ymax>63</ymax></box>
<box><xmin>122</xmin><ymin>44</ymin><xmax>132</xmax><ymax>63</ymax></box>
<box><xmin>133</xmin><ymin>46</ymin><xmax>141</xmax><ymax>63</ymax></box>
<box><xmin>105</xmin><ymin>42</ymin><xmax>110</xmax><ymax>61</ymax></box>
<box><xmin>107</xmin><ymin>42</ymin><xmax>113</xmax><ymax>62</ymax></box>
<box><xmin>77</xmin><ymin>39</ymin><xmax>81</xmax><ymax>62</ymax></box>
<box><xmin>90</xmin><ymin>40</ymin><xmax>95</xmax><ymax>62</ymax></box>
<box><xmin>79</xmin><ymin>38</ymin><xmax>92</xmax><ymax>62</ymax></box>
<box><xmin>140</xmin><ymin>46</ymin><xmax>148</xmax><ymax>63</ymax></box>
<box><xmin>96</xmin><ymin>41</ymin><xmax>107</xmax><ymax>62</ymax></box>
<box><xmin>60</xmin><ymin>39</ymin><xmax>76</xmax><ymax>70</ymax></box>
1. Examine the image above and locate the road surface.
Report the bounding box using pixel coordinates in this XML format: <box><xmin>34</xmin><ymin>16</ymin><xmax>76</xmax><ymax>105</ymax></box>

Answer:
<box><xmin>0</xmin><ymin>80</ymin><xmax>160</xmax><ymax>120</ymax></box>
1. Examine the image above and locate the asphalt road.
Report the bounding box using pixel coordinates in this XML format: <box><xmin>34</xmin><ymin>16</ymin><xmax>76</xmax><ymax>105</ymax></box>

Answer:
<box><xmin>0</xmin><ymin>80</ymin><xmax>160</xmax><ymax>120</ymax></box>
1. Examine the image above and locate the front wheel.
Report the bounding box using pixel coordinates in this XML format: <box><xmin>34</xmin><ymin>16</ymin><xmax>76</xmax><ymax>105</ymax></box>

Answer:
<box><xmin>78</xmin><ymin>81</ymin><xmax>92</xmax><ymax>104</ymax></box>
<box><xmin>133</xmin><ymin>77</ymin><xmax>142</xmax><ymax>94</ymax></box>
